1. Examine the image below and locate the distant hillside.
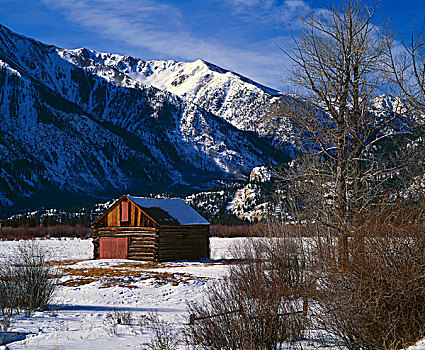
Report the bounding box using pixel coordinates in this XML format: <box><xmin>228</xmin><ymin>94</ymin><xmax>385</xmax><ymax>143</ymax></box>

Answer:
<box><xmin>0</xmin><ymin>24</ymin><xmax>289</xmax><ymax>216</ymax></box>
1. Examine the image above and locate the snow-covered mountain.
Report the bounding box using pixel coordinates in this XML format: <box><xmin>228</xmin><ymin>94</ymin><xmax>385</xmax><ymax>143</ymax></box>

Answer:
<box><xmin>59</xmin><ymin>49</ymin><xmax>288</xmax><ymax>140</ymax></box>
<box><xmin>0</xmin><ymin>24</ymin><xmax>288</xmax><ymax>215</ymax></box>
<box><xmin>1</xmin><ymin>23</ymin><xmax>416</xmax><ymax>219</ymax></box>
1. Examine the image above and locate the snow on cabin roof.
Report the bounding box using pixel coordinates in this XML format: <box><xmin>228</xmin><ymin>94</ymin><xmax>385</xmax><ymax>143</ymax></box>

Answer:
<box><xmin>127</xmin><ymin>196</ymin><xmax>210</xmax><ymax>226</ymax></box>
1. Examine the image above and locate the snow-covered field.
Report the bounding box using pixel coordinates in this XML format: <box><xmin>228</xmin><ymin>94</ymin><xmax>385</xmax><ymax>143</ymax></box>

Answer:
<box><xmin>0</xmin><ymin>238</ymin><xmax>245</xmax><ymax>349</ymax></box>
<box><xmin>0</xmin><ymin>238</ymin><xmax>424</xmax><ymax>350</ymax></box>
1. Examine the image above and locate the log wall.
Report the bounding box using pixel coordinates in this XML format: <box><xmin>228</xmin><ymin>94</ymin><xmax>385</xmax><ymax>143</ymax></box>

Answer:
<box><xmin>93</xmin><ymin>223</ymin><xmax>210</xmax><ymax>262</ymax></box>
<box><xmin>158</xmin><ymin>225</ymin><xmax>210</xmax><ymax>262</ymax></box>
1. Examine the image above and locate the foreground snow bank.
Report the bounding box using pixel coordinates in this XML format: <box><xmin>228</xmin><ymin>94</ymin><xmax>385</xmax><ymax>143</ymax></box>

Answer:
<box><xmin>0</xmin><ymin>237</ymin><xmax>424</xmax><ymax>350</ymax></box>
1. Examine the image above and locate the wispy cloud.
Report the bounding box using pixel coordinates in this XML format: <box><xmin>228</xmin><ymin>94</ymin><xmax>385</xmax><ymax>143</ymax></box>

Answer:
<box><xmin>225</xmin><ymin>0</ymin><xmax>314</xmax><ymax>27</ymax></box>
<box><xmin>43</xmin><ymin>0</ymin><xmax>292</xmax><ymax>89</ymax></box>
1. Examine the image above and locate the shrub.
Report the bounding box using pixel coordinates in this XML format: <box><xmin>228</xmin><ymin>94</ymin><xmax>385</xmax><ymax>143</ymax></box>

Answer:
<box><xmin>209</xmin><ymin>225</ymin><xmax>253</xmax><ymax>237</ymax></box>
<box><xmin>103</xmin><ymin>309</ymin><xmax>133</xmax><ymax>336</ymax></box>
<box><xmin>0</xmin><ymin>225</ymin><xmax>92</xmax><ymax>240</ymax></box>
<box><xmin>140</xmin><ymin>313</ymin><xmax>181</xmax><ymax>350</ymax></box>
<box><xmin>312</xmin><ymin>203</ymin><xmax>425</xmax><ymax>349</ymax></box>
<box><xmin>0</xmin><ymin>240</ymin><xmax>58</xmax><ymax>317</ymax></box>
<box><xmin>186</xmin><ymin>236</ymin><xmax>309</xmax><ymax>350</ymax></box>
<box><xmin>0</xmin><ymin>314</ymin><xmax>10</xmax><ymax>332</ymax></box>
<box><xmin>105</xmin><ymin>309</ymin><xmax>133</xmax><ymax>325</ymax></box>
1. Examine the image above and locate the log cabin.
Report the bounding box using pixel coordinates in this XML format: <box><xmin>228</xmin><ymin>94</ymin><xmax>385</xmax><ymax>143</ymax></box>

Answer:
<box><xmin>92</xmin><ymin>195</ymin><xmax>210</xmax><ymax>262</ymax></box>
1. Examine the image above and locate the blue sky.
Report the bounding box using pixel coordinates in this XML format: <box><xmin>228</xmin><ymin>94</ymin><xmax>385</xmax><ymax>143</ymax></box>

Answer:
<box><xmin>0</xmin><ymin>0</ymin><xmax>424</xmax><ymax>90</ymax></box>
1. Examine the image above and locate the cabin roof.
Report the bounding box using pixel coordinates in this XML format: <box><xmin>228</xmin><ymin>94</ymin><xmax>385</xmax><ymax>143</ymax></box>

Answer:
<box><xmin>139</xmin><ymin>207</ymin><xmax>179</xmax><ymax>226</ymax></box>
<box><xmin>128</xmin><ymin>196</ymin><xmax>210</xmax><ymax>226</ymax></box>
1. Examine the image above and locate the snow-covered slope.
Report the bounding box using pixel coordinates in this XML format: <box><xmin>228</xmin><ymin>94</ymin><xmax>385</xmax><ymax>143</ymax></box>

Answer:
<box><xmin>0</xmin><ymin>24</ymin><xmax>286</xmax><ymax>214</ymax></box>
<box><xmin>59</xmin><ymin>49</ymin><xmax>289</xmax><ymax>140</ymax></box>
<box><xmin>227</xmin><ymin>166</ymin><xmax>274</xmax><ymax>222</ymax></box>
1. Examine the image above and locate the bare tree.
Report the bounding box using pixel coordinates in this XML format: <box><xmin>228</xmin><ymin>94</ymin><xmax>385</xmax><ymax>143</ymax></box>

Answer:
<box><xmin>259</xmin><ymin>1</ymin><xmax>425</xmax><ymax>347</ymax></box>
<box><xmin>273</xmin><ymin>0</ymin><xmax>415</xmax><ymax>258</ymax></box>
<box><xmin>386</xmin><ymin>21</ymin><xmax>425</xmax><ymax>111</ymax></box>
<box><xmin>384</xmin><ymin>20</ymin><xmax>425</xmax><ymax>206</ymax></box>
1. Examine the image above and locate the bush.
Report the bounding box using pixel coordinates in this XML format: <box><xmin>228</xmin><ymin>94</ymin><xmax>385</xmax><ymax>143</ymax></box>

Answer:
<box><xmin>0</xmin><ymin>225</ymin><xmax>92</xmax><ymax>240</ymax></box>
<box><xmin>209</xmin><ymin>225</ymin><xmax>253</xmax><ymax>237</ymax></box>
<box><xmin>0</xmin><ymin>314</ymin><xmax>10</xmax><ymax>332</ymax></box>
<box><xmin>104</xmin><ymin>309</ymin><xmax>133</xmax><ymax>326</ymax></box>
<box><xmin>186</xmin><ymin>236</ymin><xmax>309</xmax><ymax>350</ymax></box>
<box><xmin>312</xmin><ymin>203</ymin><xmax>425</xmax><ymax>349</ymax></box>
<box><xmin>103</xmin><ymin>309</ymin><xmax>133</xmax><ymax>336</ymax></box>
<box><xmin>140</xmin><ymin>313</ymin><xmax>181</xmax><ymax>350</ymax></box>
<box><xmin>0</xmin><ymin>240</ymin><xmax>58</xmax><ymax>317</ymax></box>
<box><xmin>209</xmin><ymin>222</ymin><xmax>317</xmax><ymax>238</ymax></box>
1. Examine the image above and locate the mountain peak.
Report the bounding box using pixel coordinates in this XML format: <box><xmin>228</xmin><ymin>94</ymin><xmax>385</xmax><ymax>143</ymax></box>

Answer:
<box><xmin>0</xmin><ymin>24</ymin><xmax>286</xmax><ymax>214</ymax></box>
<box><xmin>63</xmin><ymin>48</ymin><xmax>284</xmax><ymax>135</ymax></box>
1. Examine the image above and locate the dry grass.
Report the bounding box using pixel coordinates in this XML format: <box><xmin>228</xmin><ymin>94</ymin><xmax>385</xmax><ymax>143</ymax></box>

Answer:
<box><xmin>44</xmin><ymin>260</ymin><xmax>84</xmax><ymax>267</ymax></box>
<box><xmin>50</xmin><ymin>261</ymin><xmax>207</xmax><ymax>288</ymax></box>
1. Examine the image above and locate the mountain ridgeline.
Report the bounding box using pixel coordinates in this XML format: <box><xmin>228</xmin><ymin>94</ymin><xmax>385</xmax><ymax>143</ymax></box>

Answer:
<box><xmin>0</xmin><ymin>24</ymin><xmax>290</xmax><ymax>216</ymax></box>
